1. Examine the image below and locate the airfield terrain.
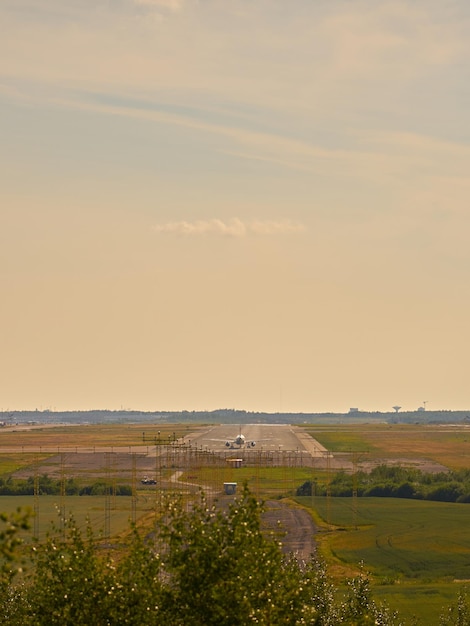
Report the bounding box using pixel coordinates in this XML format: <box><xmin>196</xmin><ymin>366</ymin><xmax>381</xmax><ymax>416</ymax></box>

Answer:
<box><xmin>3</xmin><ymin>422</ymin><xmax>470</xmax><ymax>622</ymax></box>
<box><xmin>179</xmin><ymin>423</ymin><xmax>449</xmax><ymax>478</ymax></box>
<box><xmin>0</xmin><ymin>422</ymin><xmax>452</xmax><ymax>482</ymax></box>
<box><xmin>1</xmin><ymin>423</ymin><xmax>321</xmax><ymax>557</ymax></box>
<box><xmin>0</xmin><ymin>421</ymin><xmax>450</xmax><ymax>564</ymax></box>
<box><xmin>2</xmin><ymin>423</ymin><xmax>326</xmax><ymax>479</ymax></box>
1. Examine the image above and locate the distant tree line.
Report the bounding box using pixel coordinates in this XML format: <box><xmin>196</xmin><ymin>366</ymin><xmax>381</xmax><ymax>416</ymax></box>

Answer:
<box><xmin>0</xmin><ymin>475</ymin><xmax>131</xmax><ymax>497</ymax></box>
<box><xmin>297</xmin><ymin>465</ymin><xmax>470</xmax><ymax>503</ymax></box>
<box><xmin>4</xmin><ymin>408</ymin><xmax>470</xmax><ymax>425</ymax></box>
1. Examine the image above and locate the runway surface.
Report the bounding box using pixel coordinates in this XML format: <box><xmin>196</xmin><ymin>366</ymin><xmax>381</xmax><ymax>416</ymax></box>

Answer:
<box><xmin>182</xmin><ymin>423</ymin><xmax>327</xmax><ymax>457</ymax></box>
<box><xmin>0</xmin><ymin>423</ymin><xmax>332</xmax><ymax>469</ymax></box>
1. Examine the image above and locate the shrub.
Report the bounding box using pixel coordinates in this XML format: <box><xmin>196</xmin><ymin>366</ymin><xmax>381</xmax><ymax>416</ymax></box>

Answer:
<box><xmin>0</xmin><ymin>488</ymin><xmax>410</xmax><ymax>624</ymax></box>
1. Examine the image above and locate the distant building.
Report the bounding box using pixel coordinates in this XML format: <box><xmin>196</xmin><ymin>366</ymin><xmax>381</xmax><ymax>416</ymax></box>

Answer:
<box><xmin>349</xmin><ymin>408</ymin><xmax>359</xmax><ymax>414</ymax></box>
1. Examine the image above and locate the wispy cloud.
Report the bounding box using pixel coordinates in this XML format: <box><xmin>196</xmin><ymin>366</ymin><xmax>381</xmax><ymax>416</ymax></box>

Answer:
<box><xmin>133</xmin><ymin>0</ymin><xmax>184</xmax><ymax>12</ymax></box>
<box><xmin>153</xmin><ymin>218</ymin><xmax>305</xmax><ymax>237</ymax></box>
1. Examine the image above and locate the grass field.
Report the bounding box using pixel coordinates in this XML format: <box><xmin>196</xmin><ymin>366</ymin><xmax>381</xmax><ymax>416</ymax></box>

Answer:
<box><xmin>0</xmin><ymin>453</ymin><xmax>51</xmax><ymax>475</ymax></box>
<box><xmin>0</xmin><ymin>423</ymin><xmax>198</xmax><ymax>449</ymax></box>
<box><xmin>302</xmin><ymin>496</ymin><xmax>470</xmax><ymax>582</ymax></box>
<box><xmin>373</xmin><ymin>583</ymin><xmax>462</xmax><ymax>625</ymax></box>
<box><xmin>304</xmin><ymin>423</ymin><xmax>470</xmax><ymax>469</ymax></box>
<box><xmin>181</xmin><ymin>465</ymin><xmax>313</xmax><ymax>498</ymax></box>
<box><xmin>297</xmin><ymin>495</ymin><xmax>470</xmax><ymax>624</ymax></box>
<box><xmin>0</xmin><ymin>495</ymin><xmax>143</xmax><ymax>541</ymax></box>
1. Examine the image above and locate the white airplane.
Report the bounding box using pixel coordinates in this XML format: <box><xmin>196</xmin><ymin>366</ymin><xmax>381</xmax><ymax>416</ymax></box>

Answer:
<box><xmin>225</xmin><ymin>433</ymin><xmax>256</xmax><ymax>449</ymax></box>
<box><xmin>206</xmin><ymin>426</ymin><xmax>272</xmax><ymax>450</ymax></box>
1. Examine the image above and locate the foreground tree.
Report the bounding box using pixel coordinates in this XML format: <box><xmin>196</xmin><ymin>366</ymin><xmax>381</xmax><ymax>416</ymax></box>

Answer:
<box><xmin>1</xmin><ymin>487</ymin><xmax>407</xmax><ymax>624</ymax></box>
<box><xmin>156</xmin><ymin>488</ymin><xmax>332</xmax><ymax>625</ymax></box>
<box><xmin>440</xmin><ymin>591</ymin><xmax>470</xmax><ymax>626</ymax></box>
<box><xmin>0</xmin><ymin>509</ymin><xmax>29</xmax><ymax>592</ymax></box>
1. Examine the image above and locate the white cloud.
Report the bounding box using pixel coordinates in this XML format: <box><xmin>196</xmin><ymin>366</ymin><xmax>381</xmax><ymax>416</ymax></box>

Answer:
<box><xmin>133</xmin><ymin>0</ymin><xmax>184</xmax><ymax>12</ymax></box>
<box><xmin>249</xmin><ymin>220</ymin><xmax>305</xmax><ymax>235</ymax></box>
<box><xmin>154</xmin><ymin>218</ymin><xmax>246</xmax><ymax>236</ymax></box>
<box><xmin>322</xmin><ymin>1</ymin><xmax>463</xmax><ymax>78</ymax></box>
<box><xmin>153</xmin><ymin>218</ymin><xmax>305</xmax><ymax>237</ymax></box>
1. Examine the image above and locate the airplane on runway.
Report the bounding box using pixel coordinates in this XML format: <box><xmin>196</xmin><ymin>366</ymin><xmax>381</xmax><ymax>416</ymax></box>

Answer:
<box><xmin>224</xmin><ymin>433</ymin><xmax>256</xmax><ymax>449</ymax></box>
<box><xmin>205</xmin><ymin>426</ymin><xmax>258</xmax><ymax>449</ymax></box>
<box><xmin>206</xmin><ymin>426</ymin><xmax>274</xmax><ymax>450</ymax></box>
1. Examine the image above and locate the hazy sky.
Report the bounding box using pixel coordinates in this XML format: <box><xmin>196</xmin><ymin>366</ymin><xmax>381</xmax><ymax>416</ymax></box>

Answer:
<box><xmin>2</xmin><ymin>0</ymin><xmax>470</xmax><ymax>413</ymax></box>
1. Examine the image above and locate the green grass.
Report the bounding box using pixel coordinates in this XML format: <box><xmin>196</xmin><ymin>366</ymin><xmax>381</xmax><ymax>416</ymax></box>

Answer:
<box><xmin>303</xmin><ymin>424</ymin><xmax>470</xmax><ymax>469</ymax></box>
<box><xmin>296</xmin><ymin>495</ymin><xmax>470</xmax><ymax>625</ymax></box>
<box><xmin>0</xmin><ymin>495</ymin><xmax>154</xmax><ymax>541</ymax></box>
<box><xmin>300</xmin><ymin>496</ymin><xmax>470</xmax><ymax>581</ymax></box>
<box><xmin>372</xmin><ymin>583</ymin><xmax>463</xmax><ymax>625</ymax></box>
<box><xmin>0</xmin><ymin>453</ymin><xmax>53</xmax><ymax>477</ymax></box>
<box><xmin>303</xmin><ymin>429</ymin><xmax>377</xmax><ymax>453</ymax></box>
<box><xmin>181</xmin><ymin>466</ymin><xmax>314</xmax><ymax>497</ymax></box>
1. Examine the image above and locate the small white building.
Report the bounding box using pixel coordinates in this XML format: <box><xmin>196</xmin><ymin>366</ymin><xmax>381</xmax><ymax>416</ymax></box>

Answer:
<box><xmin>223</xmin><ymin>482</ymin><xmax>237</xmax><ymax>495</ymax></box>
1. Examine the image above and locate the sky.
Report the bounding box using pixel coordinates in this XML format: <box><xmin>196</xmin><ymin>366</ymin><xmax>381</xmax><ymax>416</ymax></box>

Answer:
<box><xmin>1</xmin><ymin>0</ymin><xmax>470</xmax><ymax>414</ymax></box>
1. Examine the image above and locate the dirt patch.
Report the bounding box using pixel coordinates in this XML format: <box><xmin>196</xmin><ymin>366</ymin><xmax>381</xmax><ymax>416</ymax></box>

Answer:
<box><xmin>12</xmin><ymin>452</ymin><xmax>156</xmax><ymax>481</ymax></box>
<box><xmin>358</xmin><ymin>457</ymin><xmax>449</xmax><ymax>474</ymax></box>
<box><xmin>262</xmin><ymin>500</ymin><xmax>316</xmax><ymax>560</ymax></box>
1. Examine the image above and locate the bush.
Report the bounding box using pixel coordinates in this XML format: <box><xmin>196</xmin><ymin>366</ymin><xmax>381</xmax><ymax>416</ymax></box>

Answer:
<box><xmin>426</xmin><ymin>483</ymin><xmax>463</xmax><ymax>502</ymax></box>
<box><xmin>392</xmin><ymin>482</ymin><xmax>420</xmax><ymax>499</ymax></box>
<box><xmin>298</xmin><ymin>466</ymin><xmax>470</xmax><ymax>504</ymax></box>
<box><xmin>0</xmin><ymin>488</ymin><xmax>410</xmax><ymax>624</ymax></box>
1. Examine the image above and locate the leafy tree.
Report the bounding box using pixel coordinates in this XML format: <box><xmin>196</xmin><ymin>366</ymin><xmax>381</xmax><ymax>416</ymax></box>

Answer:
<box><xmin>338</xmin><ymin>569</ymin><xmax>402</xmax><ymax>626</ymax></box>
<box><xmin>427</xmin><ymin>483</ymin><xmax>463</xmax><ymax>502</ymax></box>
<box><xmin>393</xmin><ymin>482</ymin><xmax>419</xmax><ymax>499</ymax></box>
<box><xmin>156</xmin><ymin>487</ymin><xmax>325</xmax><ymax>625</ymax></box>
<box><xmin>297</xmin><ymin>479</ymin><xmax>314</xmax><ymax>496</ymax></box>
<box><xmin>1</xmin><ymin>488</ymin><xmax>408</xmax><ymax>624</ymax></box>
<box><xmin>298</xmin><ymin>465</ymin><xmax>470</xmax><ymax>504</ymax></box>
<box><xmin>111</xmin><ymin>527</ymin><xmax>165</xmax><ymax>625</ymax></box>
<box><xmin>0</xmin><ymin>509</ymin><xmax>29</xmax><ymax>592</ymax></box>
<box><xmin>0</xmin><ymin>509</ymin><xmax>31</xmax><ymax>623</ymax></box>
<box><xmin>440</xmin><ymin>590</ymin><xmax>470</xmax><ymax>626</ymax></box>
<box><xmin>27</xmin><ymin>518</ymin><xmax>117</xmax><ymax>625</ymax></box>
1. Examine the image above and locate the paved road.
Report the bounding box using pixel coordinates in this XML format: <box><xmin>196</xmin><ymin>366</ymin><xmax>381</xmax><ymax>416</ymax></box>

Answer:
<box><xmin>263</xmin><ymin>500</ymin><xmax>316</xmax><ymax>559</ymax></box>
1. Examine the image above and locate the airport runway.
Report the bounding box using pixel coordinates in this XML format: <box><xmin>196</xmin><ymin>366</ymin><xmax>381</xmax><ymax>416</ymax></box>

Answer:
<box><xmin>0</xmin><ymin>423</ymin><xmax>335</xmax><ymax>469</ymax></box>
<box><xmin>182</xmin><ymin>424</ymin><xmax>327</xmax><ymax>456</ymax></box>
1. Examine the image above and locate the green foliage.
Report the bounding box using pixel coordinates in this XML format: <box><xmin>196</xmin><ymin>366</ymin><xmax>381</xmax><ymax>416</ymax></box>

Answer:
<box><xmin>27</xmin><ymin>519</ymin><xmax>116</xmax><ymax>625</ymax></box>
<box><xmin>0</xmin><ymin>508</ymin><xmax>30</xmax><ymax>591</ymax></box>
<box><xmin>440</xmin><ymin>591</ymin><xmax>470</xmax><ymax>625</ymax></box>
<box><xmin>0</xmin><ymin>475</ymin><xmax>131</xmax><ymax>496</ymax></box>
<box><xmin>297</xmin><ymin>465</ymin><xmax>470</xmax><ymax>504</ymax></box>
<box><xmin>0</xmin><ymin>509</ymin><xmax>31</xmax><ymax>624</ymax></box>
<box><xmin>110</xmin><ymin>528</ymin><xmax>164</xmax><ymax>624</ymax></box>
<box><xmin>339</xmin><ymin>570</ymin><xmax>402</xmax><ymax>626</ymax></box>
<box><xmin>25</xmin><ymin>519</ymin><xmax>164</xmax><ymax>625</ymax></box>
<box><xmin>0</xmin><ymin>488</ymin><xmax>419</xmax><ymax>624</ymax></box>
<box><xmin>156</xmin><ymin>486</ymin><xmax>327</xmax><ymax>625</ymax></box>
